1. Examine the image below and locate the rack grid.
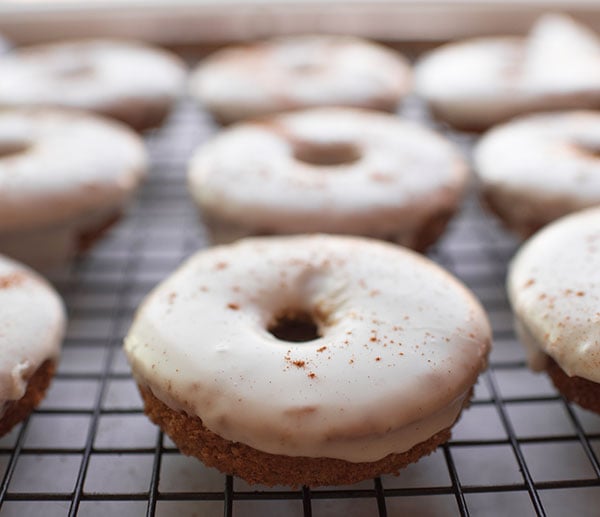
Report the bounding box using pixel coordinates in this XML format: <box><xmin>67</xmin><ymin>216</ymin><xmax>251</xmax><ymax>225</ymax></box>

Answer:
<box><xmin>1</xmin><ymin>97</ymin><xmax>599</xmax><ymax>517</ymax></box>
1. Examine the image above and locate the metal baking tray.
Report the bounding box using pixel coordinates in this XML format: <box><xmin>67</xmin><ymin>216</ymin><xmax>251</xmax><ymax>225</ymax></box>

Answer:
<box><xmin>0</xmin><ymin>96</ymin><xmax>599</xmax><ymax>516</ymax></box>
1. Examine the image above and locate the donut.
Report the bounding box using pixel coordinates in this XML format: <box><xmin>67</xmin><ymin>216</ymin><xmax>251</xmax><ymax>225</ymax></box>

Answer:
<box><xmin>189</xmin><ymin>35</ymin><xmax>412</xmax><ymax>124</ymax></box>
<box><xmin>0</xmin><ymin>109</ymin><xmax>147</xmax><ymax>270</ymax></box>
<box><xmin>508</xmin><ymin>207</ymin><xmax>600</xmax><ymax>413</ymax></box>
<box><xmin>415</xmin><ymin>14</ymin><xmax>600</xmax><ymax>130</ymax></box>
<box><xmin>0</xmin><ymin>254</ymin><xmax>66</xmax><ymax>437</ymax></box>
<box><xmin>0</xmin><ymin>39</ymin><xmax>187</xmax><ymax>131</ymax></box>
<box><xmin>188</xmin><ymin>107</ymin><xmax>468</xmax><ymax>250</ymax></box>
<box><xmin>474</xmin><ymin>111</ymin><xmax>600</xmax><ymax>237</ymax></box>
<box><xmin>124</xmin><ymin>235</ymin><xmax>491</xmax><ymax>487</ymax></box>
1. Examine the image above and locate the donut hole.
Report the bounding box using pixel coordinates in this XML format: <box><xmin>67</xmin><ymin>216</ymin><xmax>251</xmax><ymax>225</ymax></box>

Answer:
<box><xmin>268</xmin><ymin>310</ymin><xmax>321</xmax><ymax>342</ymax></box>
<box><xmin>0</xmin><ymin>140</ymin><xmax>30</xmax><ymax>160</ymax></box>
<box><xmin>294</xmin><ymin>141</ymin><xmax>362</xmax><ymax>167</ymax></box>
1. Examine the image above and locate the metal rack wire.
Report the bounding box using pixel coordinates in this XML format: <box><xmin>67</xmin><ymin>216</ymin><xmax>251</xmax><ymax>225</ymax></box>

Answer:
<box><xmin>1</xmin><ymin>98</ymin><xmax>599</xmax><ymax>517</ymax></box>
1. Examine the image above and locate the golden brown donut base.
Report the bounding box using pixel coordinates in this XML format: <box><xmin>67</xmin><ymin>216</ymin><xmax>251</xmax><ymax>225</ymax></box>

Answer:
<box><xmin>428</xmin><ymin>93</ymin><xmax>600</xmax><ymax>133</ymax></box>
<box><xmin>200</xmin><ymin>207</ymin><xmax>456</xmax><ymax>253</ymax></box>
<box><xmin>97</xmin><ymin>97</ymin><xmax>173</xmax><ymax>132</ymax></box>
<box><xmin>139</xmin><ymin>384</ymin><xmax>471</xmax><ymax>487</ymax></box>
<box><xmin>480</xmin><ymin>190</ymin><xmax>548</xmax><ymax>239</ymax></box>
<box><xmin>210</xmin><ymin>98</ymin><xmax>401</xmax><ymax>126</ymax></box>
<box><xmin>0</xmin><ymin>360</ymin><xmax>56</xmax><ymax>437</ymax></box>
<box><xmin>547</xmin><ymin>357</ymin><xmax>600</xmax><ymax>414</ymax></box>
<box><xmin>77</xmin><ymin>211</ymin><xmax>123</xmax><ymax>253</ymax></box>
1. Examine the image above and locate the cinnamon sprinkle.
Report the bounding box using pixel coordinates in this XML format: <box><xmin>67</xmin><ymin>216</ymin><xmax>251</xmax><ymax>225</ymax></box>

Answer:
<box><xmin>0</xmin><ymin>273</ymin><xmax>25</xmax><ymax>289</ymax></box>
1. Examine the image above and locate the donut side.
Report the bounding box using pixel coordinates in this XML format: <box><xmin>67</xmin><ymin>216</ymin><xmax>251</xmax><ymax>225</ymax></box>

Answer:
<box><xmin>200</xmin><ymin>204</ymin><xmax>457</xmax><ymax>252</ymax></box>
<box><xmin>480</xmin><ymin>189</ymin><xmax>550</xmax><ymax>239</ymax></box>
<box><xmin>95</xmin><ymin>96</ymin><xmax>176</xmax><ymax>132</ymax></box>
<box><xmin>138</xmin><ymin>384</ymin><xmax>472</xmax><ymax>487</ymax></box>
<box><xmin>547</xmin><ymin>358</ymin><xmax>600</xmax><ymax>414</ymax></box>
<box><xmin>0</xmin><ymin>360</ymin><xmax>56</xmax><ymax>437</ymax></box>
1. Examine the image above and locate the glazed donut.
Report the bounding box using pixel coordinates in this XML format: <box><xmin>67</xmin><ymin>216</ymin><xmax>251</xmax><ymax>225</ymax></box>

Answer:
<box><xmin>0</xmin><ymin>39</ymin><xmax>187</xmax><ymax>131</ymax></box>
<box><xmin>189</xmin><ymin>35</ymin><xmax>412</xmax><ymax>124</ymax></box>
<box><xmin>0</xmin><ymin>109</ymin><xmax>147</xmax><ymax>270</ymax></box>
<box><xmin>508</xmin><ymin>207</ymin><xmax>600</xmax><ymax>413</ymax></box>
<box><xmin>125</xmin><ymin>235</ymin><xmax>491</xmax><ymax>487</ymax></box>
<box><xmin>188</xmin><ymin>107</ymin><xmax>468</xmax><ymax>250</ymax></box>
<box><xmin>415</xmin><ymin>14</ymin><xmax>600</xmax><ymax>130</ymax></box>
<box><xmin>474</xmin><ymin>111</ymin><xmax>600</xmax><ymax>237</ymax></box>
<box><xmin>0</xmin><ymin>254</ymin><xmax>65</xmax><ymax>437</ymax></box>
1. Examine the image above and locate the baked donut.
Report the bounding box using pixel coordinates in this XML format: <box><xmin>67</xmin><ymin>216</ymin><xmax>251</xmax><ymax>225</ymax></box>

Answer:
<box><xmin>189</xmin><ymin>35</ymin><xmax>412</xmax><ymax>124</ymax></box>
<box><xmin>508</xmin><ymin>207</ymin><xmax>600</xmax><ymax>413</ymax></box>
<box><xmin>188</xmin><ymin>107</ymin><xmax>468</xmax><ymax>250</ymax></box>
<box><xmin>415</xmin><ymin>14</ymin><xmax>600</xmax><ymax>130</ymax></box>
<box><xmin>0</xmin><ymin>109</ymin><xmax>147</xmax><ymax>270</ymax></box>
<box><xmin>125</xmin><ymin>234</ymin><xmax>491</xmax><ymax>487</ymax></box>
<box><xmin>474</xmin><ymin>111</ymin><xmax>600</xmax><ymax>237</ymax></box>
<box><xmin>0</xmin><ymin>39</ymin><xmax>187</xmax><ymax>131</ymax></box>
<box><xmin>0</xmin><ymin>254</ymin><xmax>66</xmax><ymax>437</ymax></box>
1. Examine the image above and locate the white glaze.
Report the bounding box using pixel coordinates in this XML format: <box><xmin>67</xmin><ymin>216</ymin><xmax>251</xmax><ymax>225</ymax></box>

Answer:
<box><xmin>188</xmin><ymin>107</ymin><xmax>468</xmax><ymax>246</ymax></box>
<box><xmin>0</xmin><ymin>109</ymin><xmax>147</xmax><ymax>269</ymax></box>
<box><xmin>475</xmin><ymin>111</ymin><xmax>600</xmax><ymax>232</ymax></box>
<box><xmin>125</xmin><ymin>235</ymin><xmax>491</xmax><ymax>462</ymax></box>
<box><xmin>0</xmin><ymin>255</ymin><xmax>65</xmax><ymax>416</ymax></box>
<box><xmin>190</xmin><ymin>35</ymin><xmax>412</xmax><ymax>123</ymax></box>
<box><xmin>0</xmin><ymin>39</ymin><xmax>186</xmax><ymax>121</ymax></box>
<box><xmin>415</xmin><ymin>14</ymin><xmax>600</xmax><ymax>128</ymax></box>
<box><xmin>508</xmin><ymin>207</ymin><xmax>600</xmax><ymax>381</ymax></box>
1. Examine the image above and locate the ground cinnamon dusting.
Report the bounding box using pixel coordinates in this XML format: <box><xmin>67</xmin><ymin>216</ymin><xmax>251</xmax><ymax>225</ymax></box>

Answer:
<box><xmin>0</xmin><ymin>273</ymin><xmax>25</xmax><ymax>289</ymax></box>
<box><xmin>292</xmin><ymin>360</ymin><xmax>306</xmax><ymax>368</ymax></box>
<box><xmin>227</xmin><ymin>303</ymin><xmax>240</xmax><ymax>310</ymax></box>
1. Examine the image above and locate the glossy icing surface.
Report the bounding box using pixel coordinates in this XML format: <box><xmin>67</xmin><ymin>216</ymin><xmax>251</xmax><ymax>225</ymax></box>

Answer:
<box><xmin>0</xmin><ymin>255</ymin><xmax>65</xmax><ymax>414</ymax></box>
<box><xmin>508</xmin><ymin>208</ymin><xmax>600</xmax><ymax>381</ymax></box>
<box><xmin>125</xmin><ymin>235</ymin><xmax>491</xmax><ymax>462</ymax></box>
<box><xmin>190</xmin><ymin>35</ymin><xmax>412</xmax><ymax>123</ymax></box>
<box><xmin>188</xmin><ymin>107</ymin><xmax>468</xmax><ymax>244</ymax></box>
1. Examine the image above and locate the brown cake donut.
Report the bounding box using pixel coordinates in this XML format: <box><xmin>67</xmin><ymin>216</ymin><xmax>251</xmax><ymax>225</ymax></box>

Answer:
<box><xmin>188</xmin><ymin>107</ymin><xmax>468</xmax><ymax>250</ymax></box>
<box><xmin>415</xmin><ymin>14</ymin><xmax>600</xmax><ymax>130</ymax></box>
<box><xmin>474</xmin><ymin>111</ymin><xmax>600</xmax><ymax>238</ymax></box>
<box><xmin>0</xmin><ymin>39</ymin><xmax>187</xmax><ymax>131</ymax></box>
<box><xmin>125</xmin><ymin>235</ymin><xmax>491</xmax><ymax>487</ymax></box>
<box><xmin>0</xmin><ymin>109</ymin><xmax>147</xmax><ymax>270</ymax></box>
<box><xmin>508</xmin><ymin>207</ymin><xmax>600</xmax><ymax>413</ymax></box>
<box><xmin>189</xmin><ymin>35</ymin><xmax>412</xmax><ymax>124</ymax></box>
<box><xmin>0</xmin><ymin>255</ymin><xmax>66</xmax><ymax>437</ymax></box>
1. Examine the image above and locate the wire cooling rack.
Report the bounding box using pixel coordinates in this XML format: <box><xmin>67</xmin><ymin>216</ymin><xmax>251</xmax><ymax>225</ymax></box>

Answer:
<box><xmin>1</xmin><ymin>96</ymin><xmax>600</xmax><ymax>517</ymax></box>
